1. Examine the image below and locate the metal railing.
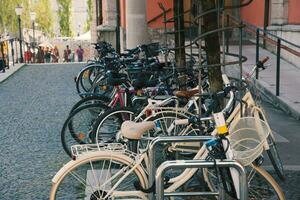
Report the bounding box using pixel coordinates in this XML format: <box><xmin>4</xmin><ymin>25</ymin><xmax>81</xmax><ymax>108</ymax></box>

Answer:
<box><xmin>148</xmin><ymin>136</ymin><xmax>213</xmax><ymax>200</ymax></box>
<box><xmin>155</xmin><ymin>160</ymin><xmax>247</xmax><ymax>200</ymax></box>
<box><xmin>228</xmin><ymin>14</ymin><xmax>300</xmax><ymax>96</ymax></box>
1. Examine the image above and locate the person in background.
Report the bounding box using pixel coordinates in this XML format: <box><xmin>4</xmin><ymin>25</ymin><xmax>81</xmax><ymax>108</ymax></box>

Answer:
<box><xmin>51</xmin><ymin>46</ymin><xmax>60</xmax><ymax>63</ymax></box>
<box><xmin>36</xmin><ymin>46</ymin><xmax>44</xmax><ymax>63</ymax></box>
<box><xmin>76</xmin><ymin>45</ymin><xmax>84</xmax><ymax>62</ymax></box>
<box><xmin>0</xmin><ymin>41</ymin><xmax>5</xmax><ymax>72</ymax></box>
<box><xmin>70</xmin><ymin>50</ymin><xmax>75</xmax><ymax>62</ymax></box>
<box><xmin>2</xmin><ymin>40</ymin><xmax>9</xmax><ymax>68</ymax></box>
<box><xmin>24</xmin><ymin>45</ymin><xmax>32</xmax><ymax>63</ymax></box>
<box><xmin>63</xmin><ymin>45</ymin><xmax>71</xmax><ymax>62</ymax></box>
<box><xmin>44</xmin><ymin>47</ymin><xmax>51</xmax><ymax>63</ymax></box>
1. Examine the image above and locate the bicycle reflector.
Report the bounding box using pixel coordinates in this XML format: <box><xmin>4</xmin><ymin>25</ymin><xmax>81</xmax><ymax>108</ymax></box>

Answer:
<box><xmin>213</xmin><ymin>112</ymin><xmax>229</xmax><ymax>136</ymax></box>
<box><xmin>100</xmin><ymin>85</ymin><xmax>107</xmax><ymax>90</ymax></box>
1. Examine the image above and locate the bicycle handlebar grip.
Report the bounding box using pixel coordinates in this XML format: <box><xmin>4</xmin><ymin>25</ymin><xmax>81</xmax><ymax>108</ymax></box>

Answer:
<box><xmin>261</xmin><ymin>56</ymin><xmax>269</xmax><ymax>64</ymax></box>
<box><xmin>174</xmin><ymin>119</ymin><xmax>189</xmax><ymax>125</ymax></box>
<box><xmin>222</xmin><ymin>74</ymin><xmax>230</xmax><ymax>85</ymax></box>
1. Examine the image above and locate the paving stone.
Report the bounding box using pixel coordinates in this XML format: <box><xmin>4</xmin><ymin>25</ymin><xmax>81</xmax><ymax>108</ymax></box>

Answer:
<box><xmin>0</xmin><ymin>63</ymin><xmax>82</xmax><ymax>200</ymax></box>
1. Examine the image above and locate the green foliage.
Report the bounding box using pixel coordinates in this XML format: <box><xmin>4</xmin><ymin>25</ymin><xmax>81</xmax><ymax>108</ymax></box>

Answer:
<box><xmin>33</xmin><ymin>0</ymin><xmax>54</xmax><ymax>36</ymax></box>
<box><xmin>57</xmin><ymin>0</ymin><xmax>72</xmax><ymax>37</ymax></box>
<box><xmin>84</xmin><ymin>0</ymin><xmax>92</xmax><ymax>32</ymax></box>
<box><xmin>0</xmin><ymin>0</ymin><xmax>30</xmax><ymax>36</ymax></box>
<box><xmin>0</xmin><ymin>0</ymin><xmax>53</xmax><ymax>37</ymax></box>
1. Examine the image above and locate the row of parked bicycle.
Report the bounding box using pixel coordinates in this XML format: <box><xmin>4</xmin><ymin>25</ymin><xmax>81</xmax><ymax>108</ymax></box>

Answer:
<box><xmin>50</xmin><ymin>41</ymin><xmax>285</xmax><ymax>199</ymax></box>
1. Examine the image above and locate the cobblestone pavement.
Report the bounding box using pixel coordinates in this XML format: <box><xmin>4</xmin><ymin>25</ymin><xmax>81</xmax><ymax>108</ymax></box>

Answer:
<box><xmin>272</xmin><ymin>171</ymin><xmax>300</xmax><ymax>199</ymax></box>
<box><xmin>0</xmin><ymin>63</ymin><xmax>299</xmax><ymax>199</ymax></box>
<box><xmin>262</xmin><ymin>101</ymin><xmax>300</xmax><ymax>200</ymax></box>
<box><xmin>0</xmin><ymin>64</ymin><xmax>82</xmax><ymax>199</ymax></box>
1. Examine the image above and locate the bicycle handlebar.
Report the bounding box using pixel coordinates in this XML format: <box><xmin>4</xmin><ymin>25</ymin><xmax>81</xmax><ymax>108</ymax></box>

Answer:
<box><xmin>260</xmin><ymin>56</ymin><xmax>269</xmax><ymax>64</ymax></box>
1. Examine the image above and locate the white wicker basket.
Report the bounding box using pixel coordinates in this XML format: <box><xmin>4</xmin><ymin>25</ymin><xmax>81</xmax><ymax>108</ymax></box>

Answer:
<box><xmin>228</xmin><ymin>117</ymin><xmax>270</xmax><ymax>166</ymax></box>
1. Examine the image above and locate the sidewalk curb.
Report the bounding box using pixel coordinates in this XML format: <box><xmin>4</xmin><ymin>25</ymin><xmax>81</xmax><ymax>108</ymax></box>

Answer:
<box><xmin>253</xmin><ymin>79</ymin><xmax>300</xmax><ymax>120</ymax></box>
<box><xmin>0</xmin><ymin>64</ymin><xmax>27</xmax><ymax>83</ymax></box>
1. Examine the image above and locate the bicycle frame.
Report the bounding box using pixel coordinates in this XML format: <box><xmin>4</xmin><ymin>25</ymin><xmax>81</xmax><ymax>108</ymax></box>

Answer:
<box><xmin>107</xmin><ymin>85</ymin><xmax>172</xmax><ymax>108</ymax></box>
<box><xmin>92</xmin><ymin>114</ymin><xmax>239</xmax><ymax>199</ymax></box>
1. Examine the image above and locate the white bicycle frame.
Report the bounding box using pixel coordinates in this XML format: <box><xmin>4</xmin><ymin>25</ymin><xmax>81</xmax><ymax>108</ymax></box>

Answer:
<box><xmin>52</xmin><ymin>114</ymin><xmax>234</xmax><ymax>199</ymax></box>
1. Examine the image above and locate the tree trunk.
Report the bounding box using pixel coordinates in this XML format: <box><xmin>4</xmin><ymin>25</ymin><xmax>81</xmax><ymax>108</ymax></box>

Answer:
<box><xmin>174</xmin><ymin>0</ymin><xmax>186</xmax><ymax>69</ymax></box>
<box><xmin>174</xmin><ymin>0</ymin><xmax>187</xmax><ymax>89</ymax></box>
<box><xmin>201</xmin><ymin>0</ymin><xmax>223</xmax><ymax>93</ymax></box>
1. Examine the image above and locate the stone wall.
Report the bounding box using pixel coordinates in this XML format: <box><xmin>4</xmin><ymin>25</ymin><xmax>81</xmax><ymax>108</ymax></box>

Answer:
<box><xmin>270</xmin><ymin>0</ymin><xmax>288</xmax><ymax>25</ymax></box>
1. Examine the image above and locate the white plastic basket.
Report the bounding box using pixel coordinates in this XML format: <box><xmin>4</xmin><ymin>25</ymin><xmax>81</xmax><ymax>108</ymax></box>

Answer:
<box><xmin>228</xmin><ymin>117</ymin><xmax>270</xmax><ymax>166</ymax></box>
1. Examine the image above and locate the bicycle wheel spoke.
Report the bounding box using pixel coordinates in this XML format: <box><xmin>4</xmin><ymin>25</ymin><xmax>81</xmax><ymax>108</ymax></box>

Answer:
<box><xmin>69</xmin><ymin>170</ymin><xmax>97</xmax><ymax>197</ymax></box>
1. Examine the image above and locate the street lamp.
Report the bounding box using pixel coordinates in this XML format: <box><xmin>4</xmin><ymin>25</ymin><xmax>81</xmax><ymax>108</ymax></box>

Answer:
<box><xmin>15</xmin><ymin>5</ymin><xmax>23</xmax><ymax>63</ymax></box>
<box><xmin>30</xmin><ymin>11</ymin><xmax>36</xmax><ymax>63</ymax></box>
<box><xmin>30</xmin><ymin>12</ymin><xmax>36</xmax><ymax>46</ymax></box>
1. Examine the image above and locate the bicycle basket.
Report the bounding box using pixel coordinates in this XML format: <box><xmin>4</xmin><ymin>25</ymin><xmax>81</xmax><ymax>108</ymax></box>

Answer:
<box><xmin>228</xmin><ymin>117</ymin><xmax>270</xmax><ymax>166</ymax></box>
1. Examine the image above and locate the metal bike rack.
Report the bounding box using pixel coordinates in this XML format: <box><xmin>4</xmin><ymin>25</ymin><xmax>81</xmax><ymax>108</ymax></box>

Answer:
<box><xmin>148</xmin><ymin>136</ymin><xmax>213</xmax><ymax>200</ymax></box>
<box><xmin>155</xmin><ymin>159</ymin><xmax>248</xmax><ymax>200</ymax></box>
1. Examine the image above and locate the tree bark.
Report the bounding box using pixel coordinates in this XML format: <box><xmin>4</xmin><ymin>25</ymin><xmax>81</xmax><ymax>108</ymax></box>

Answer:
<box><xmin>201</xmin><ymin>0</ymin><xmax>223</xmax><ymax>93</ymax></box>
<box><xmin>174</xmin><ymin>0</ymin><xmax>186</xmax><ymax>69</ymax></box>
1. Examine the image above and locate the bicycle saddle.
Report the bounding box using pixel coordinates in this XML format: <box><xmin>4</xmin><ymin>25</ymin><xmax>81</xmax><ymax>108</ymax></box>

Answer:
<box><xmin>174</xmin><ymin>89</ymin><xmax>199</xmax><ymax>99</ymax></box>
<box><xmin>121</xmin><ymin>121</ymin><xmax>155</xmax><ymax>140</ymax></box>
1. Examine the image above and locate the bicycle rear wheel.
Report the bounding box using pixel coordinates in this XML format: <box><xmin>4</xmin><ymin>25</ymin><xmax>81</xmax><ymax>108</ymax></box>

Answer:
<box><xmin>50</xmin><ymin>151</ymin><xmax>147</xmax><ymax>200</ymax></box>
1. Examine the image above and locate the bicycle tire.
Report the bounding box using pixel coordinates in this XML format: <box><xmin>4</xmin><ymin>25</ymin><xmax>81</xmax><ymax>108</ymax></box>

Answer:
<box><xmin>266</xmin><ymin>136</ymin><xmax>285</xmax><ymax>180</ymax></box>
<box><xmin>203</xmin><ymin>164</ymin><xmax>285</xmax><ymax>199</ymax></box>
<box><xmin>61</xmin><ymin>103</ymin><xmax>109</xmax><ymax>157</ymax></box>
<box><xmin>76</xmin><ymin>65</ymin><xmax>107</xmax><ymax>98</ymax></box>
<box><xmin>76</xmin><ymin>65</ymin><xmax>100</xmax><ymax>93</ymax></box>
<box><xmin>79</xmin><ymin>65</ymin><xmax>104</xmax><ymax>92</ymax></box>
<box><xmin>50</xmin><ymin>151</ymin><xmax>148</xmax><ymax>200</ymax></box>
<box><xmin>92</xmin><ymin>107</ymin><xmax>138</xmax><ymax>144</ymax></box>
<box><xmin>256</xmin><ymin>108</ymin><xmax>285</xmax><ymax>180</ymax></box>
<box><xmin>144</xmin><ymin>110</ymin><xmax>201</xmax><ymax>147</ymax></box>
<box><xmin>70</xmin><ymin>95</ymin><xmax>111</xmax><ymax>114</ymax></box>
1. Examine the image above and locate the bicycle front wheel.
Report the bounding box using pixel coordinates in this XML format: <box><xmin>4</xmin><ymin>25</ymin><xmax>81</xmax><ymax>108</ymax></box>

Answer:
<box><xmin>266</xmin><ymin>135</ymin><xmax>285</xmax><ymax>180</ymax></box>
<box><xmin>92</xmin><ymin>107</ymin><xmax>137</xmax><ymax>144</ymax></box>
<box><xmin>50</xmin><ymin>151</ymin><xmax>148</xmax><ymax>200</ymax></box>
<box><xmin>61</xmin><ymin>103</ymin><xmax>108</xmax><ymax>157</ymax></box>
<box><xmin>203</xmin><ymin>164</ymin><xmax>285</xmax><ymax>199</ymax></box>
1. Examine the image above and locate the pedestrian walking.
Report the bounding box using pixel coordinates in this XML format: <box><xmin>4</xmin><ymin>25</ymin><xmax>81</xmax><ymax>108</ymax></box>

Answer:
<box><xmin>63</xmin><ymin>45</ymin><xmax>71</xmax><ymax>62</ymax></box>
<box><xmin>0</xmin><ymin>42</ymin><xmax>5</xmax><ymax>72</ymax></box>
<box><xmin>76</xmin><ymin>45</ymin><xmax>84</xmax><ymax>62</ymax></box>
<box><xmin>44</xmin><ymin>47</ymin><xmax>51</xmax><ymax>63</ymax></box>
<box><xmin>24</xmin><ymin>45</ymin><xmax>32</xmax><ymax>64</ymax></box>
<box><xmin>36</xmin><ymin>46</ymin><xmax>44</xmax><ymax>63</ymax></box>
<box><xmin>70</xmin><ymin>50</ymin><xmax>75</xmax><ymax>62</ymax></box>
<box><xmin>51</xmin><ymin>46</ymin><xmax>60</xmax><ymax>63</ymax></box>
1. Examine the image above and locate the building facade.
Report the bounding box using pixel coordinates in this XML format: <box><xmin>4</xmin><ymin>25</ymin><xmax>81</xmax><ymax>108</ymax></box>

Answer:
<box><xmin>91</xmin><ymin>0</ymin><xmax>300</xmax><ymax>66</ymax></box>
<box><xmin>91</xmin><ymin>0</ymin><xmax>182</xmax><ymax>51</ymax></box>
<box><xmin>240</xmin><ymin>0</ymin><xmax>300</xmax><ymax>66</ymax></box>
